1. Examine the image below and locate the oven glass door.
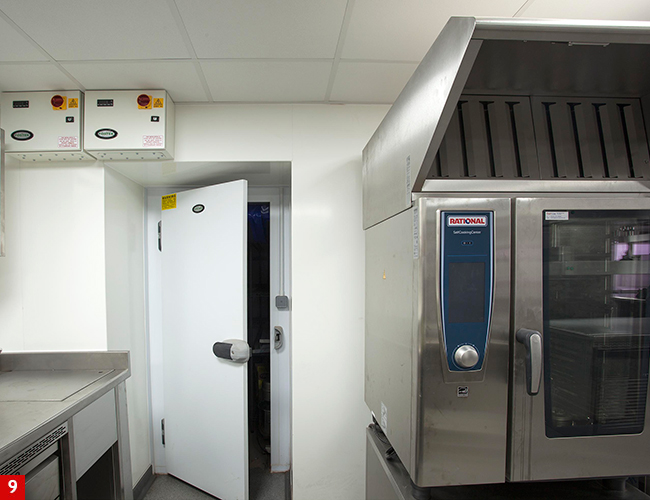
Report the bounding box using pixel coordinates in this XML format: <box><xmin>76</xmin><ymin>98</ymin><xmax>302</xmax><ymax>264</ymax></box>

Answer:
<box><xmin>510</xmin><ymin>197</ymin><xmax>650</xmax><ymax>482</ymax></box>
<box><xmin>543</xmin><ymin>209</ymin><xmax>650</xmax><ymax>438</ymax></box>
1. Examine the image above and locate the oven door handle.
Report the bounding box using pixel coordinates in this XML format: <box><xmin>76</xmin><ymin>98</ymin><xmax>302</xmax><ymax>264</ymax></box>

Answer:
<box><xmin>516</xmin><ymin>328</ymin><xmax>542</xmax><ymax>396</ymax></box>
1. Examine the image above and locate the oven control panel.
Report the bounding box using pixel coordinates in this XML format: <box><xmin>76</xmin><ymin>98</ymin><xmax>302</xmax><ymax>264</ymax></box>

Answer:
<box><xmin>440</xmin><ymin>212</ymin><xmax>493</xmax><ymax>371</ymax></box>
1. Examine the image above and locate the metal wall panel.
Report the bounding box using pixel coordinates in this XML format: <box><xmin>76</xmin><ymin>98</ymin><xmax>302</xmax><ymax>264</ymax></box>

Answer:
<box><xmin>366</xmin><ymin>429</ymin><xmax>403</xmax><ymax>500</ymax></box>
<box><xmin>365</xmin><ymin>209</ymin><xmax>418</xmax><ymax>475</ymax></box>
<box><xmin>362</xmin><ymin>18</ymin><xmax>481</xmax><ymax>229</ymax></box>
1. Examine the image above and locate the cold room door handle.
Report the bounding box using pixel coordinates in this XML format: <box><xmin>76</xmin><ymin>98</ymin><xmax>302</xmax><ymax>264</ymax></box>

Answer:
<box><xmin>212</xmin><ymin>339</ymin><xmax>251</xmax><ymax>363</ymax></box>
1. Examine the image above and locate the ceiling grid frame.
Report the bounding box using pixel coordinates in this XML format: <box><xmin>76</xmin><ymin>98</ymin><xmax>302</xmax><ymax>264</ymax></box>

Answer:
<box><xmin>0</xmin><ymin>7</ymin><xmax>85</xmax><ymax>90</ymax></box>
<box><xmin>514</xmin><ymin>0</ymin><xmax>538</xmax><ymax>17</ymax></box>
<box><xmin>325</xmin><ymin>0</ymin><xmax>357</xmax><ymax>102</ymax></box>
<box><xmin>165</xmin><ymin>0</ymin><xmax>214</xmax><ymax>102</ymax></box>
<box><xmin>0</xmin><ymin>0</ymin><xmax>647</xmax><ymax>104</ymax></box>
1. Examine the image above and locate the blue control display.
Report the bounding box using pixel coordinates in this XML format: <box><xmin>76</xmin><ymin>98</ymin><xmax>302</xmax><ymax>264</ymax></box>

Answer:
<box><xmin>440</xmin><ymin>212</ymin><xmax>493</xmax><ymax>371</ymax></box>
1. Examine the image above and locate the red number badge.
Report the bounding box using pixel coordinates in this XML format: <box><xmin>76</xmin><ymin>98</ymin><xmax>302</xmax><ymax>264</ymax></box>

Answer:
<box><xmin>0</xmin><ymin>476</ymin><xmax>24</xmax><ymax>499</ymax></box>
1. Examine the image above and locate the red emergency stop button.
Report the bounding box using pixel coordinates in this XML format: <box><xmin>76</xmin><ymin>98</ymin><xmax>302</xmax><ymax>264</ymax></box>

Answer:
<box><xmin>51</xmin><ymin>94</ymin><xmax>66</xmax><ymax>110</ymax></box>
<box><xmin>137</xmin><ymin>94</ymin><xmax>151</xmax><ymax>108</ymax></box>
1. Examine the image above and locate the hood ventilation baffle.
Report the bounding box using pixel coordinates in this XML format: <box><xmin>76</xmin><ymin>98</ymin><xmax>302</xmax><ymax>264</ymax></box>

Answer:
<box><xmin>428</xmin><ymin>95</ymin><xmax>650</xmax><ymax>181</ymax></box>
<box><xmin>532</xmin><ymin>97</ymin><xmax>650</xmax><ymax>179</ymax></box>
<box><xmin>429</xmin><ymin>96</ymin><xmax>538</xmax><ymax>179</ymax></box>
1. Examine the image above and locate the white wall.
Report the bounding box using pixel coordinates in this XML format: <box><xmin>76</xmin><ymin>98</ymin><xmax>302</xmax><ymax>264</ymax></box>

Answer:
<box><xmin>0</xmin><ymin>159</ymin><xmax>107</xmax><ymax>351</ymax></box>
<box><xmin>0</xmin><ymin>159</ymin><xmax>152</xmax><ymax>487</ymax></box>
<box><xmin>0</xmin><ymin>157</ymin><xmax>24</xmax><ymax>350</ymax></box>
<box><xmin>291</xmin><ymin>106</ymin><xmax>388</xmax><ymax>499</ymax></box>
<box><xmin>0</xmin><ymin>102</ymin><xmax>390</xmax><ymax>499</ymax></box>
<box><xmin>172</xmin><ymin>103</ymin><xmax>389</xmax><ymax>500</ymax></box>
<box><xmin>104</xmin><ymin>167</ymin><xmax>151</xmax><ymax>485</ymax></box>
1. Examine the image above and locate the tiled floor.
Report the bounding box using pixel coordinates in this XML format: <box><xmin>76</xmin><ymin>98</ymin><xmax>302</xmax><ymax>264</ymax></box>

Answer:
<box><xmin>143</xmin><ymin>471</ymin><xmax>287</xmax><ymax>500</ymax></box>
<box><xmin>143</xmin><ymin>475</ymin><xmax>215</xmax><ymax>500</ymax></box>
<box><xmin>143</xmin><ymin>442</ymin><xmax>288</xmax><ymax>500</ymax></box>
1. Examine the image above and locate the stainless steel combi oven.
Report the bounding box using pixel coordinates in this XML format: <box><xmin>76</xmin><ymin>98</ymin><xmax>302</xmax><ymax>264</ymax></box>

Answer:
<box><xmin>363</xmin><ymin>17</ymin><xmax>650</xmax><ymax>489</ymax></box>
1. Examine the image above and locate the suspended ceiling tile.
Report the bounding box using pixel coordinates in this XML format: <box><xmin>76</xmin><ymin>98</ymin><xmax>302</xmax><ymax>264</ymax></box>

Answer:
<box><xmin>519</xmin><ymin>0</ymin><xmax>650</xmax><ymax>20</ymax></box>
<box><xmin>200</xmin><ymin>60</ymin><xmax>332</xmax><ymax>102</ymax></box>
<box><xmin>175</xmin><ymin>0</ymin><xmax>347</xmax><ymax>58</ymax></box>
<box><xmin>0</xmin><ymin>0</ymin><xmax>190</xmax><ymax>60</ymax></box>
<box><xmin>61</xmin><ymin>61</ymin><xmax>209</xmax><ymax>103</ymax></box>
<box><xmin>342</xmin><ymin>0</ymin><xmax>526</xmax><ymax>61</ymax></box>
<box><xmin>0</xmin><ymin>15</ymin><xmax>48</xmax><ymax>62</ymax></box>
<box><xmin>0</xmin><ymin>63</ymin><xmax>77</xmax><ymax>91</ymax></box>
<box><xmin>330</xmin><ymin>61</ymin><xmax>418</xmax><ymax>104</ymax></box>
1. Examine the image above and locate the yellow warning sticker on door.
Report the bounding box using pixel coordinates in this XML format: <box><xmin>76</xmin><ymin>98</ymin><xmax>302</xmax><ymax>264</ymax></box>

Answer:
<box><xmin>68</xmin><ymin>98</ymin><xmax>79</xmax><ymax>108</ymax></box>
<box><xmin>162</xmin><ymin>193</ymin><xmax>177</xmax><ymax>210</ymax></box>
<box><xmin>153</xmin><ymin>98</ymin><xmax>164</xmax><ymax>108</ymax></box>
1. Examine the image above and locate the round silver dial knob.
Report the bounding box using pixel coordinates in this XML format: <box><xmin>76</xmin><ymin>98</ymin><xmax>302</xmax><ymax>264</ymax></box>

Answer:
<box><xmin>454</xmin><ymin>345</ymin><xmax>479</xmax><ymax>369</ymax></box>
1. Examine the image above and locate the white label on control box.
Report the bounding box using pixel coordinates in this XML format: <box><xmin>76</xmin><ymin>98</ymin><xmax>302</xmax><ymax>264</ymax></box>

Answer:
<box><xmin>380</xmin><ymin>402</ymin><xmax>388</xmax><ymax>433</ymax></box>
<box><xmin>545</xmin><ymin>211</ymin><xmax>569</xmax><ymax>221</ymax></box>
<box><xmin>58</xmin><ymin>136</ymin><xmax>79</xmax><ymax>148</ymax></box>
<box><xmin>143</xmin><ymin>135</ymin><xmax>163</xmax><ymax>148</ymax></box>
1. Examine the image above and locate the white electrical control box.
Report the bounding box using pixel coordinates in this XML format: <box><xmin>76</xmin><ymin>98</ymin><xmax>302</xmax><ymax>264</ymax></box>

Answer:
<box><xmin>0</xmin><ymin>91</ymin><xmax>94</xmax><ymax>162</ymax></box>
<box><xmin>84</xmin><ymin>90</ymin><xmax>175</xmax><ymax>160</ymax></box>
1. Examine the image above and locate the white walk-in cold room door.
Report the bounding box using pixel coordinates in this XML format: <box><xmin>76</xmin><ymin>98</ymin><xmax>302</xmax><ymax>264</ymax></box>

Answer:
<box><xmin>161</xmin><ymin>180</ymin><xmax>249</xmax><ymax>500</ymax></box>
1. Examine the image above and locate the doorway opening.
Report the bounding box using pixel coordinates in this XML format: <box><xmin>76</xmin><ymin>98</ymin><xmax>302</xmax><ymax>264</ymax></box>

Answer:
<box><xmin>143</xmin><ymin>168</ymin><xmax>292</xmax><ymax>500</ymax></box>
<box><xmin>247</xmin><ymin>202</ymin><xmax>288</xmax><ymax>500</ymax></box>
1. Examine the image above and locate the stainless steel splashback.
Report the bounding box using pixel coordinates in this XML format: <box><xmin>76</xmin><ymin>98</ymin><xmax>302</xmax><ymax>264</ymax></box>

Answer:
<box><xmin>362</xmin><ymin>18</ymin><xmax>650</xmax><ymax>229</ymax></box>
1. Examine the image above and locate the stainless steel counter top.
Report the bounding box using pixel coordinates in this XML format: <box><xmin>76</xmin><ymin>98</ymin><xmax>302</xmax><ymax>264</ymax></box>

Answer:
<box><xmin>0</xmin><ymin>370</ymin><xmax>114</xmax><ymax>401</ymax></box>
<box><xmin>0</xmin><ymin>351</ymin><xmax>130</xmax><ymax>465</ymax></box>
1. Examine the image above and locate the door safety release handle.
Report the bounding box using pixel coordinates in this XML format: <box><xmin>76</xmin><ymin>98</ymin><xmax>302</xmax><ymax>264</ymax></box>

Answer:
<box><xmin>516</xmin><ymin>328</ymin><xmax>542</xmax><ymax>396</ymax></box>
<box><xmin>213</xmin><ymin>339</ymin><xmax>251</xmax><ymax>363</ymax></box>
<box><xmin>274</xmin><ymin>326</ymin><xmax>284</xmax><ymax>350</ymax></box>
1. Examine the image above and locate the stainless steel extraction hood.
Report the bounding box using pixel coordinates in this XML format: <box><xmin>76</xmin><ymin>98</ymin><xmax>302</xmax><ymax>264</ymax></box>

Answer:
<box><xmin>362</xmin><ymin>17</ymin><xmax>650</xmax><ymax>229</ymax></box>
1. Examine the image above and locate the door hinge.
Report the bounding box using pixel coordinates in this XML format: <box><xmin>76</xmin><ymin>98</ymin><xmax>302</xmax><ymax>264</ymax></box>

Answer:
<box><xmin>161</xmin><ymin>418</ymin><xmax>165</xmax><ymax>446</ymax></box>
<box><xmin>158</xmin><ymin>221</ymin><xmax>162</xmax><ymax>252</ymax></box>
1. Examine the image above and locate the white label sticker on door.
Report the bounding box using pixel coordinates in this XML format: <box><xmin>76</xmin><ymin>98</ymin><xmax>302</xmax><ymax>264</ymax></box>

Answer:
<box><xmin>406</xmin><ymin>155</ymin><xmax>412</xmax><ymax>205</ymax></box>
<box><xmin>143</xmin><ymin>135</ymin><xmax>164</xmax><ymax>148</ymax></box>
<box><xmin>545</xmin><ymin>211</ymin><xmax>569</xmax><ymax>221</ymax></box>
<box><xmin>380</xmin><ymin>402</ymin><xmax>388</xmax><ymax>433</ymax></box>
<box><xmin>413</xmin><ymin>206</ymin><xmax>419</xmax><ymax>259</ymax></box>
<box><xmin>58</xmin><ymin>136</ymin><xmax>78</xmax><ymax>148</ymax></box>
